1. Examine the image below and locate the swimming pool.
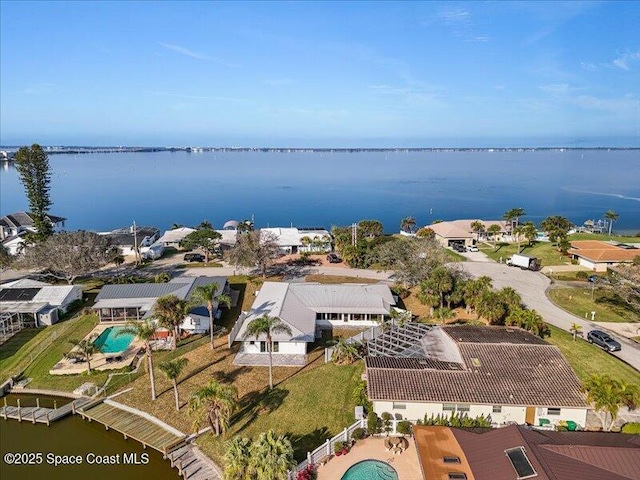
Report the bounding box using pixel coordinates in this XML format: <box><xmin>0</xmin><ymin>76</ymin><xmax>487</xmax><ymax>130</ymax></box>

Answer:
<box><xmin>341</xmin><ymin>460</ymin><xmax>399</xmax><ymax>480</ymax></box>
<box><xmin>92</xmin><ymin>326</ymin><xmax>135</xmax><ymax>354</ymax></box>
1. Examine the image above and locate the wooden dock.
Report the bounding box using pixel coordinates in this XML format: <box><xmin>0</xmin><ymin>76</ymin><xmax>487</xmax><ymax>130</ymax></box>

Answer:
<box><xmin>77</xmin><ymin>401</ymin><xmax>186</xmax><ymax>456</ymax></box>
<box><xmin>1</xmin><ymin>397</ymin><xmax>91</xmax><ymax>425</ymax></box>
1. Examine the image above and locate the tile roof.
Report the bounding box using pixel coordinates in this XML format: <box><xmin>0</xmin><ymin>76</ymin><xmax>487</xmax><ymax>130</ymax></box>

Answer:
<box><xmin>366</xmin><ymin>326</ymin><xmax>586</xmax><ymax>408</ymax></box>
<box><xmin>442</xmin><ymin>325</ymin><xmax>548</xmax><ymax>345</ymax></box>
<box><xmin>568</xmin><ymin>240</ymin><xmax>640</xmax><ymax>262</ymax></box>
<box><xmin>446</xmin><ymin>425</ymin><xmax>640</xmax><ymax>480</ymax></box>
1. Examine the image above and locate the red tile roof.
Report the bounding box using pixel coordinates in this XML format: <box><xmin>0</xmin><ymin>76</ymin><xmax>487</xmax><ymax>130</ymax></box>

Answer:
<box><xmin>568</xmin><ymin>240</ymin><xmax>640</xmax><ymax>263</ymax></box>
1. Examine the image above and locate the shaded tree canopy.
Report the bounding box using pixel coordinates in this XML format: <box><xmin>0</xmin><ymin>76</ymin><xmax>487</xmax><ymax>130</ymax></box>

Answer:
<box><xmin>358</xmin><ymin>219</ymin><xmax>384</xmax><ymax>238</ymax></box>
<box><xmin>18</xmin><ymin>231</ymin><xmax>117</xmax><ymax>284</ymax></box>
<box><xmin>15</xmin><ymin>144</ymin><xmax>53</xmax><ymax>241</ymax></box>
<box><xmin>226</xmin><ymin>230</ymin><xmax>280</xmax><ymax>277</ymax></box>
<box><xmin>180</xmin><ymin>228</ymin><xmax>222</xmax><ymax>262</ymax></box>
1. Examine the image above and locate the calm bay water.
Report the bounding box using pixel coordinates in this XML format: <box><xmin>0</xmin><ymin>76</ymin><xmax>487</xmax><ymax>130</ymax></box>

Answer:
<box><xmin>1</xmin><ymin>149</ymin><xmax>639</xmax><ymax>232</ymax></box>
<box><xmin>0</xmin><ymin>395</ymin><xmax>180</xmax><ymax>480</ymax></box>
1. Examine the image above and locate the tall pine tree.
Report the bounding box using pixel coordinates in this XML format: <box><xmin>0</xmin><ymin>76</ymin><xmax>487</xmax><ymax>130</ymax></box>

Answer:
<box><xmin>15</xmin><ymin>144</ymin><xmax>53</xmax><ymax>241</ymax></box>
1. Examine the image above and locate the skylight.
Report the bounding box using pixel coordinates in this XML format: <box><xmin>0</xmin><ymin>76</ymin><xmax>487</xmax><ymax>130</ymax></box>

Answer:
<box><xmin>443</xmin><ymin>456</ymin><xmax>461</xmax><ymax>463</ymax></box>
<box><xmin>505</xmin><ymin>447</ymin><xmax>537</xmax><ymax>479</ymax></box>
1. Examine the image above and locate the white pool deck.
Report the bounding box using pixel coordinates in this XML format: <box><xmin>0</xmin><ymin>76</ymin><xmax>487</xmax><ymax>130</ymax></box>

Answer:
<box><xmin>49</xmin><ymin>322</ymin><xmax>143</xmax><ymax>375</ymax></box>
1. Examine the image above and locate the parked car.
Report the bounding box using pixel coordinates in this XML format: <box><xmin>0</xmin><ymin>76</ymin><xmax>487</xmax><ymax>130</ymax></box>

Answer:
<box><xmin>327</xmin><ymin>253</ymin><xmax>342</xmax><ymax>263</ymax></box>
<box><xmin>183</xmin><ymin>253</ymin><xmax>205</xmax><ymax>262</ymax></box>
<box><xmin>587</xmin><ymin>330</ymin><xmax>622</xmax><ymax>352</ymax></box>
<box><xmin>452</xmin><ymin>243</ymin><xmax>466</xmax><ymax>253</ymax></box>
<box><xmin>466</xmin><ymin>245</ymin><xmax>479</xmax><ymax>252</ymax></box>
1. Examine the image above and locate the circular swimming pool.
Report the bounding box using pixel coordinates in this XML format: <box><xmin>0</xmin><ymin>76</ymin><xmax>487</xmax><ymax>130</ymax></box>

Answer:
<box><xmin>341</xmin><ymin>459</ymin><xmax>399</xmax><ymax>480</ymax></box>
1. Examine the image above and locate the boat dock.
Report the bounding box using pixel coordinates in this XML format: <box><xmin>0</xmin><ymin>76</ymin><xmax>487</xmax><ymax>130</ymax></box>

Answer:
<box><xmin>1</xmin><ymin>396</ymin><xmax>92</xmax><ymax>425</ymax></box>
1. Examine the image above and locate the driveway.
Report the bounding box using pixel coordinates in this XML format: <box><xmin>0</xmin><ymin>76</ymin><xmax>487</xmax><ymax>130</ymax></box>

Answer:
<box><xmin>461</xmin><ymin>262</ymin><xmax>640</xmax><ymax>371</ymax></box>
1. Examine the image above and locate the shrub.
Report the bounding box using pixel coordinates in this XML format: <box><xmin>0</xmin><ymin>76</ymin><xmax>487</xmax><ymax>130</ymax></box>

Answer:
<box><xmin>297</xmin><ymin>464</ymin><xmax>317</xmax><ymax>480</ymax></box>
<box><xmin>621</xmin><ymin>423</ymin><xmax>640</xmax><ymax>434</ymax></box>
<box><xmin>381</xmin><ymin>412</ymin><xmax>393</xmax><ymax>434</ymax></box>
<box><xmin>352</xmin><ymin>380</ymin><xmax>372</xmax><ymax>414</ymax></box>
<box><xmin>367</xmin><ymin>412</ymin><xmax>381</xmax><ymax>435</ymax></box>
<box><xmin>334</xmin><ymin>441</ymin><xmax>345</xmax><ymax>452</ymax></box>
<box><xmin>575</xmin><ymin>271</ymin><xmax>589</xmax><ymax>280</ymax></box>
<box><xmin>154</xmin><ymin>272</ymin><xmax>171</xmax><ymax>283</ymax></box>
<box><xmin>391</xmin><ymin>283</ymin><xmax>411</xmax><ymax>299</ymax></box>
<box><xmin>396</xmin><ymin>420</ymin><xmax>412</xmax><ymax>435</ymax></box>
<box><xmin>351</xmin><ymin>427</ymin><xmax>366</xmax><ymax>441</ymax></box>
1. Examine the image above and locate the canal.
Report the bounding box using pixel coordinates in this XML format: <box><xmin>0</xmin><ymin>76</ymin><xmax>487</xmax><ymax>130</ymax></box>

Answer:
<box><xmin>0</xmin><ymin>394</ymin><xmax>181</xmax><ymax>480</ymax></box>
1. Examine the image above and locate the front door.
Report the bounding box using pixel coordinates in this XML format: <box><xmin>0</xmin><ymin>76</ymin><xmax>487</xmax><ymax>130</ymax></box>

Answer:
<box><xmin>525</xmin><ymin>407</ymin><xmax>535</xmax><ymax>425</ymax></box>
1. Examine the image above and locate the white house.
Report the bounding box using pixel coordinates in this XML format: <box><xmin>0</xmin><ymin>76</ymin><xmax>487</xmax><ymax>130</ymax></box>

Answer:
<box><xmin>155</xmin><ymin>227</ymin><xmax>196</xmax><ymax>249</ymax></box>
<box><xmin>92</xmin><ymin>276</ymin><xmax>230</xmax><ymax>336</ymax></box>
<box><xmin>1</xmin><ymin>212</ymin><xmax>67</xmax><ymax>255</ymax></box>
<box><xmin>366</xmin><ymin>325</ymin><xmax>589</xmax><ymax>431</ymax></box>
<box><xmin>99</xmin><ymin>226</ymin><xmax>160</xmax><ymax>256</ymax></box>
<box><xmin>428</xmin><ymin>219</ymin><xmax>510</xmax><ymax>248</ymax></box>
<box><xmin>568</xmin><ymin>240</ymin><xmax>640</xmax><ymax>272</ymax></box>
<box><xmin>260</xmin><ymin>227</ymin><xmax>332</xmax><ymax>254</ymax></box>
<box><xmin>231</xmin><ymin>282</ymin><xmax>397</xmax><ymax>365</ymax></box>
<box><xmin>0</xmin><ymin>279</ymin><xmax>83</xmax><ymax>341</ymax></box>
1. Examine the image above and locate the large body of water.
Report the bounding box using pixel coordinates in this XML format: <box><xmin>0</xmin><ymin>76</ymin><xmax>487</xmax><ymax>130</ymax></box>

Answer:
<box><xmin>1</xmin><ymin>149</ymin><xmax>639</xmax><ymax>233</ymax></box>
<box><xmin>0</xmin><ymin>395</ymin><xmax>180</xmax><ymax>480</ymax></box>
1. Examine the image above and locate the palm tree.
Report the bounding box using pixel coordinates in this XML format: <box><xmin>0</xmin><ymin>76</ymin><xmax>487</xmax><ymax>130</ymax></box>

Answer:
<box><xmin>522</xmin><ymin>222</ymin><xmax>538</xmax><ymax>246</ymax></box>
<box><xmin>463</xmin><ymin>276</ymin><xmax>492</xmax><ymax>314</ymax></box>
<box><xmin>583</xmin><ymin>374</ymin><xmax>627</xmax><ymax>431</ymax></box>
<box><xmin>242</xmin><ymin>315</ymin><xmax>292</xmax><ymax>389</ymax></box>
<box><xmin>504</xmin><ymin>208</ymin><xmax>526</xmax><ymax>234</ymax></box>
<box><xmin>400</xmin><ymin>216</ymin><xmax>416</xmax><ymax>234</ymax></box>
<box><xmin>248</xmin><ymin>430</ymin><xmax>296</xmax><ymax>480</ymax></box>
<box><xmin>158</xmin><ymin>357</ymin><xmax>189</xmax><ymax>411</ymax></box>
<box><xmin>477</xmin><ymin>291</ymin><xmax>507</xmax><ymax>324</ymax></box>
<box><xmin>570</xmin><ymin>323</ymin><xmax>583</xmax><ymax>341</ymax></box>
<box><xmin>513</xmin><ymin>225</ymin><xmax>525</xmax><ymax>253</ymax></box>
<box><xmin>224</xmin><ymin>436</ymin><xmax>252</xmax><ymax>480</ymax></box>
<box><xmin>189</xmin><ymin>283</ymin><xmax>232</xmax><ymax>350</ymax></box>
<box><xmin>499</xmin><ymin>287</ymin><xmax>522</xmax><ymax>314</ymax></box>
<box><xmin>66</xmin><ymin>336</ymin><xmax>98</xmax><ymax>373</ymax></box>
<box><xmin>171</xmin><ymin>223</ymin><xmax>184</xmax><ymax>229</ymax></box>
<box><xmin>470</xmin><ymin>220</ymin><xmax>485</xmax><ymax>243</ymax></box>
<box><xmin>423</xmin><ymin>266</ymin><xmax>454</xmax><ymax>309</ymax></box>
<box><xmin>486</xmin><ymin>224</ymin><xmax>502</xmax><ymax>250</ymax></box>
<box><xmin>604</xmin><ymin>210</ymin><xmax>619</xmax><ymax>236</ymax></box>
<box><xmin>329</xmin><ymin>338</ymin><xmax>361</xmax><ymax>364</ymax></box>
<box><xmin>433</xmin><ymin>307</ymin><xmax>455</xmax><ymax>324</ymax></box>
<box><xmin>117</xmin><ymin>319</ymin><xmax>159</xmax><ymax>400</ymax></box>
<box><xmin>188</xmin><ymin>379</ymin><xmax>238</xmax><ymax>436</ymax></box>
<box><xmin>154</xmin><ymin>294</ymin><xmax>189</xmax><ymax>350</ymax></box>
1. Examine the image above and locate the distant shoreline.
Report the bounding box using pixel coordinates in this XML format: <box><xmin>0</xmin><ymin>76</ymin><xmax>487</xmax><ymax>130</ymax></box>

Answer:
<box><xmin>1</xmin><ymin>146</ymin><xmax>640</xmax><ymax>156</ymax></box>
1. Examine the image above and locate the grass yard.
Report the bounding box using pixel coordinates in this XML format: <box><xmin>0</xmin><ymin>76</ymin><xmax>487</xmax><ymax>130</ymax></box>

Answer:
<box><xmin>569</xmin><ymin>233</ymin><xmax>640</xmax><ymax>242</ymax></box>
<box><xmin>478</xmin><ymin>241</ymin><xmax>570</xmax><ymax>267</ymax></box>
<box><xmin>545</xmin><ymin>325</ymin><xmax>640</xmax><ymax>385</ymax></box>
<box><xmin>305</xmin><ymin>274</ymin><xmax>381</xmax><ymax>284</ymax></box>
<box><xmin>548</xmin><ymin>287</ymin><xmax>640</xmax><ymax>323</ymax></box>
<box><xmin>116</xmin><ymin>335</ymin><xmax>363</xmax><ymax>465</ymax></box>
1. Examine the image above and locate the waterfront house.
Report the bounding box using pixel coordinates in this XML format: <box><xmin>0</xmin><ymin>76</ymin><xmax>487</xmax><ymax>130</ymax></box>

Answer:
<box><xmin>156</xmin><ymin>227</ymin><xmax>196</xmax><ymax>248</ymax></box>
<box><xmin>568</xmin><ymin>240</ymin><xmax>640</xmax><ymax>272</ymax></box>
<box><xmin>260</xmin><ymin>227</ymin><xmax>332</xmax><ymax>254</ymax></box>
<box><xmin>428</xmin><ymin>219</ymin><xmax>510</xmax><ymax>248</ymax></box>
<box><xmin>92</xmin><ymin>276</ymin><xmax>230</xmax><ymax>335</ymax></box>
<box><xmin>366</xmin><ymin>325</ymin><xmax>589</xmax><ymax>430</ymax></box>
<box><xmin>98</xmin><ymin>226</ymin><xmax>160</xmax><ymax>257</ymax></box>
<box><xmin>230</xmin><ymin>282</ymin><xmax>397</xmax><ymax>366</ymax></box>
<box><xmin>0</xmin><ymin>211</ymin><xmax>67</xmax><ymax>255</ymax></box>
<box><xmin>0</xmin><ymin>279</ymin><xmax>82</xmax><ymax>341</ymax></box>
<box><xmin>413</xmin><ymin>424</ymin><xmax>640</xmax><ymax>480</ymax></box>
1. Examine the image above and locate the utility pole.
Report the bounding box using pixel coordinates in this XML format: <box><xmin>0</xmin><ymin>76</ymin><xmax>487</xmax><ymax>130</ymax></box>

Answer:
<box><xmin>351</xmin><ymin>223</ymin><xmax>357</xmax><ymax>246</ymax></box>
<box><xmin>133</xmin><ymin>221</ymin><xmax>140</xmax><ymax>265</ymax></box>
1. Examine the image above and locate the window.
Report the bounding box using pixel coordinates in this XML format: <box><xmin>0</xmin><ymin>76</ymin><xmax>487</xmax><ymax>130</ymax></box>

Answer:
<box><xmin>457</xmin><ymin>404</ymin><xmax>470</xmax><ymax>413</ymax></box>
<box><xmin>273</xmin><ymin>341</ymin><xmax>279</xmax><ymax>353</ymax></box>
<box><xmin>443</xmin><ymin>456</ymin><xmax>461</xmax><ymax>464</ymax></box>
<box><xmin>443</xmin><ymin>403</ymin><xmax>470</xmax><ymax>413</ymax></box>
<box><xmin>493</xmin><ymin>406</ymin><xmax>502</xmax><ymax>414</ymax></box>
<box><xmin>392</xmin><ymin>402</ymin><xmax>407</xmax><ymax>410</ymax></box>
<box><xmin>443</xmin><ymin>404</ymin><xmax>456</xmax><ymax>412</ymax></box>
<box><xmin>448</xmin><ymin>473</ymin><xmax>467</xmax><ymax>480</ymax></box>
<box><xmin>547</xmin><ymin>408</ymin><xmax>561</xmax><ymax>416</ymax></box>
<box><xmin>260</xmin><ymin>342</ymin><xmax>267</xmax><ymax>352</ymax></box>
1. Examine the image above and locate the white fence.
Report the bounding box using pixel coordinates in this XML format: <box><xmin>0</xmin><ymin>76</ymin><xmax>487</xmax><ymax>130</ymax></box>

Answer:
<box><xmin>324</xmin><ymin>324</ymin><xmax>384</xmax><ymax>363</ymax></box>
<box><xmin>288</xmin><ymin>418</ymin><xmax>366</xmax><ymax>479</ymax></box>
<box><xmin>228</xmin><ymin>313</ymin><xmax>246</xmax><ymax>348</ymax></box>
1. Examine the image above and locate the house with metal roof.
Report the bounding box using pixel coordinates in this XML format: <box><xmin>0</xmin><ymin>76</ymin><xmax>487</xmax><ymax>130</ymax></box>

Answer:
<box><xmin>0</xmin><ymin>279</ymin><xmax>82</xmax><ymax>342</ymax></box>
<box><xmin>92</xmin><ymin>276</ymin><xmax>229</xmax><ymax>335</ymax></box>
<box><xmin>366</xmin><ymin>325</ymin><xmax>589</xmax><ymax>431</ymax></box>
<box><xmin>413</xmin><ymin>424</ymin><xmax>640</xmax><ymax>480</ymax></box>
<box><xmin>98</xmin><ymin>226</ymin><xmax>160</xmax><ymax>257</ymax></box>
<box><xmin>230</xmin><ymin>282</ymin><xmax>397</xmax><ymax>366</ymax></box>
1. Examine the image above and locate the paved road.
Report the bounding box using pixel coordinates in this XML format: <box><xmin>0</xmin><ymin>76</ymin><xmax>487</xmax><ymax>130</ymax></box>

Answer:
<box><xmin>461</xmin><ymin>262</ymin><xmax>640</xmax><ymax>371</ymax></box>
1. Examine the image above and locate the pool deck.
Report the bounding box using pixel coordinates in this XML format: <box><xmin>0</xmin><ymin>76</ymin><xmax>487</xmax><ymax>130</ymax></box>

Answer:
<box><xmin>316</xmin><ymin>437</ymin><xmax>423</xmax><ymax>480</ymax></box>
<box><xmin>49</xmin><ymin>323</ymin><xmax>144</xmax><ymax>375</ymax></box>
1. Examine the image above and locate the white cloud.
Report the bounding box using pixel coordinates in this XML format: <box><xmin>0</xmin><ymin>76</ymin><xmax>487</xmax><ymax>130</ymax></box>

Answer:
<box><xmin>145</xmin><ymin>91</ymin><xmax>246</xmax><ymax>102</ymax></box>
<box><xmin>612</xmin><ymin>51</ymin><xmax>640</xmax><ymax>70</ymax></box>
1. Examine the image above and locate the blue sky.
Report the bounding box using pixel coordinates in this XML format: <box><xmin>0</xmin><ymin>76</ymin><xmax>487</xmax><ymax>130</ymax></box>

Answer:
<box><xmin>1</xmin><ymin>1</ymin><xmax>638</xmax><ymax>147</ymax></box>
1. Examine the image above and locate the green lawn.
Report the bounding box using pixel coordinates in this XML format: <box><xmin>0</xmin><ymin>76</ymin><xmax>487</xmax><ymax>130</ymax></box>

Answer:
<box><xmin>569</xmin><ymin>232</ymin><xmax>640</xmax><ymax>242</ymax></box>
<box><xmin>478</xmin><ymin>241</ymin><xmax>570</xmax><ymax>267</ymax></box>
<box><xmin>198</xmin><ymin>361</ymin><xmax>364</xmax><ymax>463</ymax></box>
<box><xmin>546</xmin><ymin>325</ymin><xmax>640</xmax><ymax>385</ymax></box>
<box><xmin>548</xmin><ymin>287</ymin><xmax>640</xmax><ymax>323</ymax></box>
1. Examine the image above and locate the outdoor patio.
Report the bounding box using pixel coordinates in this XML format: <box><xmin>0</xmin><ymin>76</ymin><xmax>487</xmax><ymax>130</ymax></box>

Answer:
<box><xmin>233</xmin><ymin>352</ymin><xmax>308</xmax><ymax>367</ymax></box>
<box><xmin>49</xmin><ymin>322</ymin><xmax>143</xmax><ymax>375</ymax></box>
<box><xmin>316</xmin><ymin>436</ymin><xmax>423</xmax><ymax>480</ymax></box>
